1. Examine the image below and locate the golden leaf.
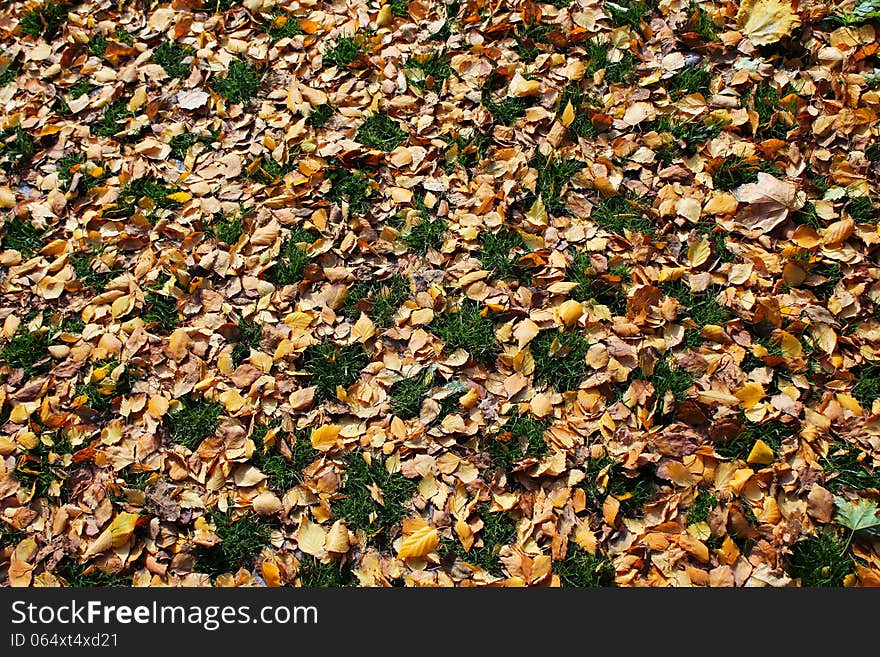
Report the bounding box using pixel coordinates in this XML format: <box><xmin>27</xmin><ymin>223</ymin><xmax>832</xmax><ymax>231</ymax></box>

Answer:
<box><xmin>736</xmin><ymin>0</ymin><xmax>800</xmax><ymax>46</ymax></box>
<box><xmin>561</xmin><ymin>101</ymin><xmax>575</xmax><ymax>127</ymax></box>
<box><xmin>747</xmin><ymin>439</ymin><xmax>775</xmax><ymax>465</ymax></box>
<box><xmin>557</xmin><ymin>300</ymin><xmax>583</xmax><ymax>328</ymax></box>
<box><xmin>261</xmin><ymin>561</ymin><xmax>282</xmax><ymax>587</ymax></box>
<box><xmin>823</xmin><ymin>217</ymin><xmax>854</xmax><ymax>246</ymax></box>
<box><xmin>397</xmin><ymin>519</ymin><xmax>439</xmax><ymax>559</ymax></box>
<box><xmin>525</xmin><ymin>196</ymin><xmax>548</xmax><ymax>227</ymax></box>
<box><xmin>687</xmin><ymin>238</ymin><xmax>711</xmax><ymax>268</ymax></box>
<box><xmin>734</xmin><ymin>381</ymin><xmax>765</xmax><ymax>408</ymax></box>
<box><xmin>311</xmin><ymin>424</ymin><xmax>341</xmax><ymax>452</ymax></box>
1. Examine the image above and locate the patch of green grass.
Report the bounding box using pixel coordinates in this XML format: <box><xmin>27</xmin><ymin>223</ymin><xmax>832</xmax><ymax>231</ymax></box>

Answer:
<box><xmin>390</xmin><ymin>0</ymin><xmax>410</xmax><ymax>17</ymax></box>
<box><xmin>197</xmin><ymin>509</ymin><xmax>272</xmax><ymax>576</ymax></box>
<box><xmin>714</xmin><ymin>418</ymin><xmax>792</xmax><ymax>460</ymax></box>
<box><xmin>327</xmin><ymin>167</ymin><xmax>372</xmax><ymax>214</ymax></box>
<box><xmin>481</xmin><ymin>227</ymin><xmax>528</xmax><ymax>281</ymax></box>
<box><xmin>331</xmin><ymin>453</ymin><xmax>418</xmax><ymax>544</ymax></box>
<box><xmin>0</xmin><ymin>54</ymin><xmax>20</xmax><ymax>87</ymax></box>
<box><xmin>200</xmin><ymin>0</ymin><xmax>243</xmax><ymax>12</ymax></box>
<box><xmin>212</xmin><ymin>58</ymin><xmax>262</xmax><ymax>106</ymax></box>
<box><xmin>246</xmin><ymin>156</ymin><xmax>293</xmax><ymax>186</ymax></box>
<box><xmin>1</xmin><ymin>327</ymin><xmax>52</xmax><ymax>377</ymax></box>
<box><xmin>208</xmin><ymin>212</ymin><xmax>243</xmax><ymax>245</ymax></box>
<box><xmin>567</xmin><ymin>252</ymin><xmax>629</xmax><ymax>315</ymax></box>
<box><xmin>72</xmin><ymin>251</ymin><xmax>120</xmax><ymax>292</ymax></box>
<box><xmin>556</xmin><ymin>544</ymin><xmax>615</xmax><ymax>587</ymax></box>
<box><xmin>88</xmin><ymin>33</ymin><xmax>108</xmax><ymax>57</ymax></box>
<box><xmin>662</xmin><ymin>280</ymin><xmax>730</xmax><ymax>346</ymax></box>
<box><xmin>821</xmin><ymin>440</ymin><xmax>880</xmax><ymax>493</ymax></box>
<box><xmin>297</xmin><ymin>555</ymin><xmax>353</xmax><ymax>587</ymax></box>
<box><xmin>169</xmin><ymin>128</ymin><xmax>219</xmax><ymax>162</ymax></box>
<box><xmin>687</xmin><ymin>2</ymin><xmax>718</xmax><ymax>41</ymax></box>
<box><xmin>590</xmin><ymin>193</ymin><xmax>654</xmax><ymax>235</ymax></box>
<box><xmin>646</xmin><ymin>356</ymin><xmax>695</xmax><ymax>415</ymax></box>
<box><xmin>302</xmin><ymin>341</ymin><xmax>371</xmax><ymax>401</ymax></box>
<box><xmin>0</xmin><ymin>126</ymin><xmax>35</xmax><ymax>173</ymax></box>
<box><xmin>263</xmin><ymin>10</ymin><xmax>303</xmax><ymax>42</ymax></box>
<box><xmin>440</xmin><ymin>502</ymin><xmax>516</xmax><ymax>575</ymax></box>
<box><xmin>531</xmin><ymin>329</ymin><xmax>589</xmax><ymax>393</ymax></box>
<box><xmin>324</xmin><ymin>35</ymin><xmax>367</xmax><ymax>69</ymax></box>
<box><xmin>230</xmin><ymin>316</ymin><xmax>262</xmax><ymax>367</ymax></box>
<box><xmin>866</xmin><ymin>141</ymin><xmax>880</xmax><ymax>163</ymax></box>
<box><xmin>557</xmin><ymin>83</ymin><xmax>601</xmax><ymax>139</ymax></box>
<box><xmin>606</xmin><ymin>0</ymin><xmax>653</xmax><ymax>28</ymax></box>
<box><xmin>19</xmin><ymin>2</ymin><xmax>68</xmax><ymax>39</ymax></box>
<box><xmin>514</xmin><ymin>20</ymin><xmax>552</xmax><ymax>63</ymax></box>
<box><xmin>56</xmin><ymin>152</ymin><xmax>104</xmax><ymax>191</ymax></box>
<box><xmin>430</xmin><ymin>299</ymin><xmax>499</xmax><ymax>364</ymax></box>
<box><xmin>402</xmin><ymin>216</ymin><xmax>447</xmax><ymax>254</ymax></box>
<box><xmin>481</xmin><ymin>71</ymin><xmax>530</xmax><ymax>125</ymax></box>
<box><xmin>808</xmin><ymin>261</ymin><xmax>842</xmax><ymax>301</ymax></box>
<box><xmin>110</xmin><ymin>177</ymin><xmax>181</xmax><ymax>218</ymax></box>
<box><xmin>407</xmin><ymin>52</ymin><xmax>453</xmax><ymax>90</ymax></box>
<box><xmin>389</xmin><ymin>371</ymin><xmax>434</xmax><ymax>420</ymax></box>
<box><xmin>307</xmin><ymin>104</ymin><xmax>334</xmax><ymax>128</ymax></box>
<box><xmin>14</xmin><ymin>434</ymin><xmax>73</xmax><ymax>499</ymax></box>
<box><xmin>342</xmin><ymin>274</ymin><xmax>409</xmax><ymax>327</ymax></box>
<box><xmin>267</xmin><ymin>227</ymin><xmax>318</xmax><ymax>286</ymax></box>
<box><xmin>114</xmin><ymin>28</ymin><xmax>134</xmax><ymax>46</ymax></box>
<box><xmin>356</xmin><ymin>113</ymin><xmax>407</xmax><ymax>152</ymax></box>
<box><xmin>697</xmin><ymin>222</ymin><xmax>735</xmax><ymax>263</ymax></box>
<box><xmin>792</xmin><ymin>201</ymin><xmax>822</xmax><ymax>228</ymax></box>
<box><xmin>852</xmin><ymin>363</ymin><xmax>880</xmax><ymax>412</ymax></box>
<box><xmin>788</xmin><ymin>531</ymin><xmax>853</xmax><ymax>587</ymax></box>
<box><xmin>846</xmin><ymin>196</ymin><xmax>875</xmax><ymax>223</ymax></box>
<box><xmin>163</xmin><ymin>393</ymin><xmax>222</xmax><ymax>449</ymax></box>
<box><xmin>752</xmin><ymin>82</ymin><xmax>796</xmax><ymax>140</ymax></box>
<box><xmin>443</xmin><ymin>129</ymin><xmax>490</xmax><ymax>171</ymax></box>
<box><xmin>0</xmin><ymin>522</ymin><xmax>26</xmax><ymax>547</ymax></box>
<box><xmin>89</xmin><ymin>98</ymin><xmax>136</xmax><ymax>139</ymax></box>
<box><xmin>1</xmin><ymin>217</ymin><xmax>43</xmax><ymax>256</ymax></box>
<box><xmin>687</xmin><ymin>490</ymin><xmax>717</xmax><ymax>525</ymax></box>
<box><xmin>710</xmin><ymin>155</ymin><xmax>762</xmax><ymax>191</ymax></box>
<box><xmin>250</xmin><ymin>429</ymin><xmax>317</xmax><ymax>491</ymax></box>
<box><xmin>54</xmin><ymin>79</ymin><xmax>95</xmax><ymax>115</ymax></box>
<box><xmin>667</xmin><ymin>65</ymin><xmax>711</xmax><ymax>98</ymax></box>
<box><xmin>531</xmin><ymin>153</ymin><xmax>586</xmax><ymax>217</ymax></box>
<box><xmin>585</xmin><ymin>38</ymin><xmax>637</xmax><ymax>84</ymax></box>
<box><xmin>76</xmin><ymin>360</ymin><xmax>137</xmax><ymax>412</ymax></box>
<box><xmin>56</xmin><ymin>559</ymin><xmax>130</xmax><ymax>587</ymax></box>
<box><xmin>580</xmin><ymin>456</ymin><xmax>656</xmax><ymax>517</ymax></box>
<box><xmin>486</xmin><ymin>411</ymin><xmax>549</xmax><ymax>470</ymax></box>
<box><xmin>143</xmin><ymin>290</ymin><xmax>179</xmax><ymax>333</ymax></box>
<box><xmin>647</xmin><ymin>115</ymin><xmax>723</xmax><ymax>162</ymax></box>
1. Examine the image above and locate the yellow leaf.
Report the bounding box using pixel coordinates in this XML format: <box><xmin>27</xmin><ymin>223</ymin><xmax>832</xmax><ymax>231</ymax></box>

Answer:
<box><xmin>823</xmin><ymin>217</ymin><xmax>854</xmax><ymax>246</ymax></box>
<box><xmin>261</xmin><ymin>561</ymin><xmax>282</xmax><ymax>587</ymax></box>
<box><xmin>747</xmin><ymin>439</ymin><xmax>775</xmax><ymax>465</ymax></box>
<box><xmin>687</xmin><ymin>238</ymin><xmax>711</xmax><ymax>268</ymax></box>
<box><xmin>311</xmin><ymin>424</ymin><xmax>341</xmax><ymax>452</ymax></box>
<box><xmin>557</xmin><ymin>300</ymin><xmax>583</xmax><ymax>329</ymax></box>
<box><xmin>376</xmin><ymin>4</ymin><xmax>394</xmax><ymax>27</ymax></box>
<box><xmin>736</xmin><ymin>0</ymin><xmax>800</xmax><ymax>46</ymax></box>
<box><xmin>351</xmin><ymin>312</ymin><xmax>376</xmax><ymax>343</ymax></box>
<box><xmin>297</xmin><ymin>517</ymin><xmax>326</xmax><ymax>556</ymax></box>
<box><xmin>508</xmin><ymin>72</ymin><xmax>542</xmax><ymax>97</ymax></box>
<box><xmin>561</xmin><ymin>101</ymin><xmax>575</xmax><ymax>127</ymax></box>
<box><xmin>777</xmin><ymin>330</ymin><xmax>802</xmax><ymax>358</ymax></box>
<box><xmin>109</xmin><ymin>512</ymin><xmax>139</xmax><ymax>548</ymax></box>
<box><xmin>734</xmin><ymin>381</ymin><xmax>765</xmax><ymax>408</ymax></box>
<box><xmin>167</xmin><ymin>191</ymin><xmax>192</xmax><ymax>204</ymax></box>
<box><xmin>397</xmin><ymin>519</ymin><xmax>439</xmax><ymax>559</ymax></box>
<box><xmin>219</xmin><ymin>389</ymin><xmax>246</xmax><ymax>413</ymax></box>
<box><xmin>525</xmin><ymin>196</ymin><xmax>548</xmax><ymax>227</ymax></box>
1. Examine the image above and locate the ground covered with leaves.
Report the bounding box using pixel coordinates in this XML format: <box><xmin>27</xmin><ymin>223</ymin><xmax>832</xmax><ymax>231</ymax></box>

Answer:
<box><xmin>2</xmin><ymin>0</ymin><xmax>880</xmax><ymax>588</ymax></box>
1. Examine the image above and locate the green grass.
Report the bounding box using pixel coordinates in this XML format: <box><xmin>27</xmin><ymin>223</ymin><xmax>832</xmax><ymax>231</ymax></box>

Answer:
<box><xmin>324</xmin><ymin>35</ymin><xmax>367</xmax><ymax>69</ymax></box>
<box><xmin>531</xmin><ymin>329</ymin><xmax>590</xmax><ymax>392</ymax></box>
<box><xmin>443</xmin><ymin>129</ymin><xmax>490</xmax><ymax>172</ymax></box>
<box><xmin>846</xmin><ymin>196</ymin><xmax>875</xmax><ymax>223</ymax></box>
<box><xmin>531</xmin><ymin>153</ymin><xmax>586</xmax><ymax>217</ymax></box>
<box><xmin>76</xmin><ymin>360</ymin><xmax>137</xmax><ymax>412</ymax></box>
<box><xmin>590</xmin><ymin>193</ymin><xmax>654</xmax><ymax>235</ymax></box>
<box><xmin>440</xmin><ymin>503</ymin><xmax>516</xmax><ymax>575</ymax></box>
<box><xmin>88</xmin><ymin>33</ymin><xmax>107</xmax><ymax>57</ymax></box>
<box><xmin>110</xmin><ymin>177</ymin><xmax>181</xmax><ymax>218</ymax></box>
<box><xmin>342</xmin><ymin>274</ymin><xmax>409</xmax><ymax>327</ymax></box>
<box><xmin>1</xmin><ymin>217</ymin><xmax>44</xmax><ymax>256</ymax></box>
<box><xmin>406</xmin><ymin>52</ymin><xmax>453</xmax><ymax>90</ymax></box>
<box><xmin>230</xmin><ymin>316</ymin><xmax>262</xmax><ymax>366</ymax></box>
<box><xmin>430</xmin><ymin>299</ymin><xmax>499</xmax><ymax>365</ymax></box>
<box><xmin>55</xmin><ymin>559</ymin><xmax>130</xmax><ymax>587</ymax></box>
<box><xmin>808</xmin><ymin>262</ymin><xmax>842</xmax><ymax>301</ymax></box>
<box><xmin>710</xmin><ymin>155</ymin><xmax>763</xmax><ymax>191</ymax></box>
<box><xmin>585</xmin><ymin>38</ymin><xmax>637</xmax><ymax>84</ymax></box>
<box><xmin>481</xmin><ymin>71</ymin><xmax>530</xmax><ymax>125</ymax></box>
<box><xmin>249</xmin><ymin>429</ymin><xmax>317</xmax><ymax>491</ymax></box>
<box><xmin>0</xmin><ymin>126</ymin><xmax>35</xmax><ymax>173</ymax></box>
<box><xmin>486</xmin><ymin>411</ymin><xmax>549</xmax><ymax>470</ymax></box>
<box><xmin>327</xmin><ymin>167</ymin><xmax>372</xmax><ymax>214</ymax></box>
<box><xmin>481</xmin><ymin>227</ymin><xmax>528</xmax><ymax>281</ymax></box>
<box><xmin>557</xmin><ymin>83</ymin><xmax>601</xmax><ymax>138</ymax></box>
<box><xmin>821</xmin><ymin>440</ymin><xmax>880</xmax><ymax>493</ymax></box>
<box><xmin>567</xmin><ymin>252</ymin><xmax>630</xmax><ymax>315</ymax></box>
<box><xmin>788</xmin><ymin>531</ymin><xmax>853</xmax><ymax>587</ymax></box>
<box><xmin>72</xmin><ymin>251</ymin><xmax>120</xmax><ymax>292</ymax></box>
<box><xmin>687</xmin><ymin>490</ymin><xmax>717</xmax><ymax>525</ymax></box>
<box><xmin>687</xmin><ymin>2</ymin><xmax>718</xmax><ymax>41</ymax></box>
<box><xmin>297</xmin><ymin>555</ymin><xmax>353</xmax><ymax>587</ymax></box>
<box><xmin>55</xmin><ymin>78</ymin><xmax>95</xmax><ymax>116</ymax></box>
<box><xmin>752</xmin><ymin>82</ymin><xmax>796</xmax><ymax>140</ymax></box>
<box><xmin>208</xmin><ymin>212</ymin><xmax>243</xmax><ymax>245</ymax></box>
<box><xmin>697</xmin><ymin>221</ymin><xmax>735</xmax><ymax>263</ymax></box>
<box><xmin>267</xmin><ymin>227</ymin><xmax>317</xmax><ymax>286</ymax></box>
<box><xmin>331</xmin><ymin>453</ymin><xmax>418</xmax><ymax>545</ymax></box>
<box><xmin>163</xmin><ymin>393</ymin><xmax>223</xmax><ymax>450</ymax></box>
<box><xmin>356</xmin><ymin>113</ymin><xmax>407</xmax><ymax>151</ymax></box>
<box><xmin>390</xmin><ymin>0</ymin><xmax>410</xmax><ymax>17</ymax></box>
<box><xmin>246</xmin><ymin>156</ymin><xmax>293</xmax><ymax>185</ymax></box>
<box><xmin>661</xmin><ymin>280</ymin><xmax>730</xmax><ymax>347</ymax></box>
<box><xmin>402</xmin><ymin>216</ymin><xmax>447</xmax><ymax>254</ymax></box>
<box><xmin>714</xmin><ymin>418</ymin><xmax>792</xmax><ymax>461</ymax></box>
<box><xmin>169</xmin><ymin>128</ymin><xmax>219</xmax><ymax>161</ymax></box>
<box><xmin>666</xmin><ymin>65</ymin><xmax>711</xmax><ymax>98</ymax></box>
<box><xmin>14</xmin><ymin>434</ymin><xmax>73</xmax><ymax>499</ymax></box>
<box><xmin>114</xmin><ymin>28</ymin><xmax>135</xmax><ymax>46</ymax></box>
<box><xmin>579</xmin><ymin>456</ymin><xmax>656</xmax><ymax>517</ymax></box>
<box><xmin>307</xmin><ymin>104</ymin><xmax>334</xmax><ymax>128</ymax></box>
<box><xmin>1</xmin><ymin>327</ymin><xmax>52</xmax><ymax>377</ymax></box>
<box><xmin>647</xmin><ymin>116</ymin><xmax>723</xmax><ymax>162</ymax></box>
<box><xmin>212</xmin><ymin>58</ymin><xmax>262</xmax><ymax>105</ymax></box>
<box><xmin>89</xmin><ymin>98</ymin><xmax>139</xmax><ymax>139</ymax></box>
<box><xmin>389</xmin><ymin>371</ymin><xmax>434</xmax><ymax>420</ymax></box>
<box><xmin>143</xmin><ymin>290</ymin><xmax>179</xmax><ymax>333</ymax></box>
<box><xmin>605</xmin><ymin>0</ymin><xmax>653</xmax><ymax>29</ymax></box>
<box><xmin>514</xmin><ymin>20</ymin><xmax>552</xmax><ymax>63</ymax></box>
<box><xmin>556</xmin><ymin>544</ymin><xmax>615</xmax><ymax>587</ymax></box>
<box><xmin>852</xmin><ymin>363</ymin><xmax>880</xmax><ymax>411</ymax></box>
<box><xmin>263</xmin><ymin>10</ymin><xmax>303</xmax><ymax>42</ymax></box>
<box><xmin>19</xmin><ymin>2</ymin><xmax>68</xmax><ymax>39</ymax></box>
<box><xmin>302</xmin><ymin>341</ymin><xmax>371</xmax><ymax>401</ymax></box>
<box><xmin>0</xmin><ymin>54</ymin><xmax>21</xmax><ymax>87</ymax></box>
<box><xmin>197</xmin><ymin>509</ymin><xmax>272</xmax><ymax>576</ymax></box>
<box><xmin>646</xmin><ymin>356</ymin><xmax>695</xmax><ymax>415</ymax></box>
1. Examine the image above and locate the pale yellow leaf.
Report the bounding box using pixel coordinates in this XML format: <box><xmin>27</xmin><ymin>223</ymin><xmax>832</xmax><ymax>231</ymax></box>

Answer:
<box><xmin>687</xmin><ymin>238</ymin><xmax>711</xmax><ymax>268</ymax></box>
<box><xmin>736</xmin><ymin>0</ymin><xmax>800</xmax><ymax>46</ymax></box>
